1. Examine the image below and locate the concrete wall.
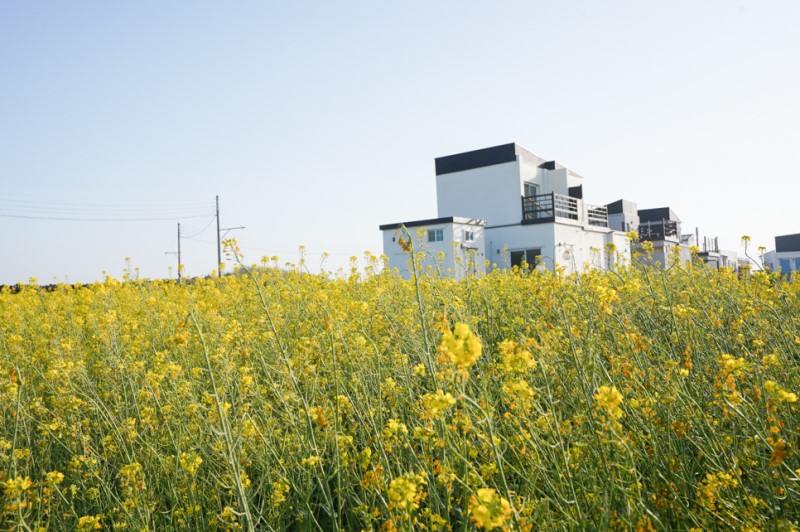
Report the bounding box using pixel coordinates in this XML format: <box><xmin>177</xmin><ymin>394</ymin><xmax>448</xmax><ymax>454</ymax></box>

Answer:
<box><xmin>553</xmin><ymin>224</ymin><xmax>630</xmax><ymax>273</ymax></box>
<box><xmin>484</xmin><ymin>223</ymin><xmax>630</xmax><ymax>274</ymax></box>
<box><xmin>540</xmin><ymin>167</ymin><xmax>570</xmax><ymax>196</ymax></box>
<box><xmin>607</xmin><ymin>199</ymin><xmax>640</xmax><ymax>233</ymax></box>
<box><xmin>764</xmin><ymin>250</ymin><xmax>800</xmax><ymax>274</ymax></box>
<box><xmin>436</xmin><ymin>161</ymin><xmax>522</xmax><ymax>226</ymax></box>
<box><xmin>382</xmin><ymin>221</ymin><xmax>486</xmax><ymax>280</ymax></box>
<box><xmin>436</xmin><ymin>155</ymin><xmax>585</xmax><ymax>227</ymax></box>
<box><xmin>633</xmin><ymin>241</ymin><xmax>694</xmax><ymax>268</ymax></box>
<box><xmin>484</xmin><ymin>224</ymin><xmax>558</xmax><ymax>271</ymax></box>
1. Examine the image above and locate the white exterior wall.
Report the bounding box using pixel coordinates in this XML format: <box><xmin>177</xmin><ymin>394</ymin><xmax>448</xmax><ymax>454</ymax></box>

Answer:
<box><xmin>518</xmin><ymin>157</ymin><xmax>582</xmax><ymax>196</ymax></box>
<box><xmin>634</xmin><ymin>241</ymin><xmax>679</xmax><ymax>268</ymax></box>
<box><xmin>485</xmin><ymin>224</ymin><xmax>558</xmax><ymax>270</ymax></box>
<box><xmin>553</xmin><ymin>224</ymin><xmax>630</xmax><ymax>273</ymax></box>
<box><xmin>484</xmin><ymin>223</ymin><xmax>630</xmax><ymax>274</ymax></box>
<box><xmin>764</xmin><ymin>250</ymin><xmax>800</xmax><ymax>274</ymax></box>
<box><xmin>567</xmin><ymin>170</ymin><xmax>584</xmax><ymax>190</ymax></box>
<box><xmin>540</xmin><ymin>168</ymin><xmax>570</xmax><ymax>196</ymax></box>
<box><xmin>436</xmin><ymin>150</ymin><xmax>586</xmax><ymax>228</ymax></box>
<box><xmin>764</xmin><ymin>250</ymin><xmax>777</xmax><ymax>271</ymax></box>
<box><xmin>382</xmin><ymin>221</ymin><xmax>486</xmax><ymax>280</ymax></box>
<box><xmin>436</xmin><ymin>161</ymin><xmax>522</xmax><ymax>225</ymax></box>
<box><xmin>385</xmin><ymin>143</ymin><xmax>630</xmax><ymax>279</ymax></box>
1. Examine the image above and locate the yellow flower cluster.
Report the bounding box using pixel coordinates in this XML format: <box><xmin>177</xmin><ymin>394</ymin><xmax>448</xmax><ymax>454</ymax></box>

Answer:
<box><xmin>498</xmin><ymin>339</ymin><xmax>536</xmax><ymax>374</ymax></box>
<box><xmin>469</xmin><ymin>488</ymin><xmax>512</xmax><ymax>530</ymax></box>
<box><xmin>594</xmin><ymin>385</ymin><xmax>624</xmax><ymax>430</ymax></box>
<box><xmin>696</xmin><ymin>471</ymin><xmax>739</xmax><ymax>511</ymax></box>
<box><xmin>438</xmin><ymin>322</ymin><xmax>482</xmax><ymax>376</ymax></box>
<box><xmin>763</xmin><ymin>380</ymin><xmax>798</xmax><ymax>403</ymax></box>
<box><xmin>387</xmin><ymin>472</ymin><xmax>427</xmax><ymax>513</ymax></box>
<box><xmin>1</xmin><ymin>252</ymin><xmax>798</xmax><ymax>529</ymax></box>
<box><xmin>421</xmin><ymin>390</ymin><xmax>456</xmax><ymax>419</ymax></box>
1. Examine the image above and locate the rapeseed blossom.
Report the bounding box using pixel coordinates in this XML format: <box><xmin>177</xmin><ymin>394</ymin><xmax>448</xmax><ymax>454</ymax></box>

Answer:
<box><xmin>438</xmin><ymin>322</ymin><xmax>482</xmax><ymax>376</ymax></box>
<box><xmin>0</xmin><ymin>255</ymin><xmax>798</xmax><ymax>529</ymax></box>
<box><xmin>421</xmin><ymin>390</ymin><xmax>456</xmax><ymax>419</ymax></box>
<box><xmin>594</xmin><ymin>385</ymin><xmax>624</xmax><ymax>430</ymax></box>
<box><xmin>387</xmin><ymin>473</ymin><xmax>426</xmax><ymax>513</ymax></box>
<box><xmin>469</xmin><ymin>488</ymin><xmax>512</xmax><ymax>529</ymax></box>
<box><xmin>498</xmin><ymin>339</ymin><xmax>536</xmax><ymax>374</ymax></box>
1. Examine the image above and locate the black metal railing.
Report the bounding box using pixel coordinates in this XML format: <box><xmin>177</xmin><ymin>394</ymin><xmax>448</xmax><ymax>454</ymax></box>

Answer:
<box><xmin>522</xmin><ymin>192</ymin><xmax>608</xmax><ymax>227</ymax></box>
<box><xmin>639</xmin><ymin>219</ymin><xmax>679</xmax><ymax>241</ymax></box>
<box><xmin>522</xmin><ymin>193</ymin><xmax>555</xmax><ymax>222</ymax></box>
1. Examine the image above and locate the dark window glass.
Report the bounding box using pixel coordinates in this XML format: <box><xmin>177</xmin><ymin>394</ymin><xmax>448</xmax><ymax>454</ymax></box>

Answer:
<box><xmin>511</xmin><ymin>248</ymin><xmax>542</xmax><ymax>269</ymax></box>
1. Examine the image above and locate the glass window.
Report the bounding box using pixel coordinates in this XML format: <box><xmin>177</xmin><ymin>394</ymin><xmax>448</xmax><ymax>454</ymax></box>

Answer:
<box><xmin>427</xmin><ymin>228</ymin><xmax>444</xmax><ymax>243</ymax></box>
<box><xmin>526</xmin><ymin>248</ymin><xmax>542</xmax><ymax>265</ymax></box>
<box><xmin>464</xmin><ymin>230</ymin><xmax>474</xmax><ymax>242</ymax></box>
<box><xmin>780</xmin><ymin>259</ymin><xmax>791</xmax><ymax>273</ymax></box>
<box><xmin>794</xmin><ymin>257</ymin><xmax>800</xmax><ymax>270</ymax></box>
<box><xmin>524</xmin><ymin>182</ymin><xmax>539</xmax><ymax>197</ymax></box>
<box><xmin>511</xmin><ymin>248</ymin><xmax>542</xmax><ymax>269</ymax></box>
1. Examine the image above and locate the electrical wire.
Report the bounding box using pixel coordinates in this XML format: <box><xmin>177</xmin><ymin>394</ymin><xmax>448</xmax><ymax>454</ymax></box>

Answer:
<box><xmin>181</xmin><ymin>216</ymin><xmax>217</xmax><ymax>238</ymax></box>
<box><xmin>0</xmin><ymin>197</ymin><xmax>212</xmax><ymax>209</ymax></box>
<box><xmin>0</xmin><ymin>213</ymin><xmax>214</xmax><ymax>222</ymax></box>
<box><xmin>0</xmin><ymin>197</ymin><xmax>215</xmax><ymax>222</ymax></box>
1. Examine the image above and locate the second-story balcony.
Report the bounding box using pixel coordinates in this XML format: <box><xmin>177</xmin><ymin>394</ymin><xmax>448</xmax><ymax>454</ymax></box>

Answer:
<box><xmin>638</xmin><ymin>219</ymin><xmax>680</xmax><ymax>241</ymax></box>
<box><xmin>522</xmin><ymin>192</ymin><xmax>608</xmax><ymax>228</ymax></box>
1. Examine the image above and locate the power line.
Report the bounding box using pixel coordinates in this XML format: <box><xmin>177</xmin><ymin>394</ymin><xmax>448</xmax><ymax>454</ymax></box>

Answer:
<box><xmin>0</xmin><ymin>213</ymin><xmax>214</xmax><ymax>222</ymax></box>
<box><xmin>0</xmin><ymin>197</ymin><xmax>212</xmax><ymax>209</ymax></box>
<box><xmin>0</xmin><ymin>196</ymin><xmax>215</xmax><ymax>222</ymax></box>
<box><xmin>181</xmin><ymin>216</ymin><xmax>217</xmax><ymax>238</ymax></box>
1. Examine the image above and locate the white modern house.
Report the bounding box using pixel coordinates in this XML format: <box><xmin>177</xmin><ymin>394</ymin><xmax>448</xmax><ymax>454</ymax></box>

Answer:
<box><xmin>379</xmin><ymin>217</ymin><xmax>487</xmax><ymax>279</ymax></box>
<box><xmin>695</xmin><ymin>236</ymin><xmax>741</xmax><ymax>270</ymax></box>
<box><xmin>380</xmin><ymin>143</ymin><xmax>631</xmax><ymax>278</ymax></box>
<box><xmin>764</xmin><ymin>233</ymin><xmax>800</xmax><ymax>275</ymax></box>
<box><xmin>606</xmin><ymin>200</ymin><xmax>744</xmax><ymax>270</ymax></box>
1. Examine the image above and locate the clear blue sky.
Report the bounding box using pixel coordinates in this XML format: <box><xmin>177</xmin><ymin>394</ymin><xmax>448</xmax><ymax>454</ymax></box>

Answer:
<box><xmin>1</xmin><ymin>1</ymin><xmax>798</xmax><ymax>283</ymax></box>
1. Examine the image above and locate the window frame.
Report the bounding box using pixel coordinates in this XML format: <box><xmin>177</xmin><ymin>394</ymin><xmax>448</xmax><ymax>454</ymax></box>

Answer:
<box><xmin>510</xmin><ymin>248</ymin><xmax>542</xmax><ymax>269</ymax></box>
<box><xmin>524</xmin><ymin>182</ymin><xmax>539</xmax><ymax>198</ymax></box>
<box><xmin>427</xmin><ymin>228</ymin><xmax>444</xmax><ymax>243</ymax></box>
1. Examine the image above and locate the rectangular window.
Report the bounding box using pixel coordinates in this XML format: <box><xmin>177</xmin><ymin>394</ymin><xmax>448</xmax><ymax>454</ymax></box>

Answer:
<box><xmin>427</xmin><ymin>228</ymin><xmax>444</xmax><ymax>242</ymax></box>
<box><xmin>510</xmin><ymin>248</ymin><xmax>542</xmax><ymax>269</ymax></box>
<box><xmin>464</xmin><ymin>230</ymin><xmax>474</xmax><ymax>242</ymax></box>
<box><xmin>780</xmin><ymin>258</ymin><xmax>792</xmax><ymax>273</ymax></box>
<box><xmin>524</xmin><ymin>182</ymin><xmax>539</xmax><ymax>197</ymax></box>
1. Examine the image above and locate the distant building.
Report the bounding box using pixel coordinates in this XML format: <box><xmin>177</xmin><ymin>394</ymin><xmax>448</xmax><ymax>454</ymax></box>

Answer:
<box><xmin>379</xmin><ymin>217</ymin><xmax>487</xmax><ymax>280</ymax></box>
<box><xmin>609</xmin><ymin>201</ymin><xmax>741</xmax><ymax>270</ymax></box>
<box><xmin>636</xmin><ymin>206</ymin><xmax>692</xmax><ymax>266</ymax></box>
<box><xmin>764</xmin><ymin>233</ymin><xmax>800</xmax><ymax>274</ymax></box>
<box><xmin>380</xmin><ymin>143</ymin><xmax>630</xmax><ymax>278</ymax></box>
<box><xmin>379</xmin><ymin>142</ymin><xmax>746</xmax><ymax>278</ymax></box>
<box><xmin>695</xmin><ymin>235</ymin><xmax>741</xmax><ymax>270</ymax></box>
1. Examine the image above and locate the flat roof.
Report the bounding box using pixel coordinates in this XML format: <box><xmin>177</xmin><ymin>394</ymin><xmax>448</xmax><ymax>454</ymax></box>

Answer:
<box><xmin>379</xmin><ymin>216</ymin><xmax>486</xmax><ymax>231</ymax></box>
<box><xmin>776</xmin><ymin>233</ymin><xmax>800</xmax><ymax>253</ymax></box>
<box><xmin>638</xmin><ymin>207</ymin><xmax>681</xmax><ymax>223</ymax></box>
<box><xmin>434</xmin><ymin>143</ymin><xmax>517</xmax><ymax>175</ymax></box>
<box><xmin>606</xmin><ymin>199</ymin><xmax>638</xmax><ymax>215</ymax></box>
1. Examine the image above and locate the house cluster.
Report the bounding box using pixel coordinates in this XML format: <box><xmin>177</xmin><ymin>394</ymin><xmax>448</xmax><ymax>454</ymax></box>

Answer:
<box><xmin>764</xmin><ymin>235</ymin><xmax>800</xmax><ymax>275</ymax></box>
<box><xmin>380</xmin><ymin>142</ymin><xmax>779</xmax><ymax>279</ymax></box>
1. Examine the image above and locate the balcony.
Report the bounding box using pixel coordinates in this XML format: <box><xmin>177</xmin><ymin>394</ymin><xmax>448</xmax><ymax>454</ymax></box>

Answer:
<box><xmin>638</xmin><ymin>220</ymin><xmax>679</xmax><ymax>241</ymax></box>
<box><xmin>522</xmin><ymin>192</ymin><xmax>608</xmax><ymax>227</ymax></box>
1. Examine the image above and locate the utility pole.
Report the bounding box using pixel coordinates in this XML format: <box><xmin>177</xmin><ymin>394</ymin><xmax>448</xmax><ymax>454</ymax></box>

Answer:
<box><xmin>177</xmin><ymin>222</ymin><xmax>182</xmax><ymax>283</ymax></box>
<box><xmin>216</xmin><ymin>195</ymin><xmax>222</xmax><ymax>277</ymax></box>
<box><xmin>165</xmin><ymin>221</ymin><xmax>182</xmax><ymax>283</ymax></box>
<box><xmin>215</xmin><ymin>195</ymin><xmax>245</xmax><ymax>277</ymax></box>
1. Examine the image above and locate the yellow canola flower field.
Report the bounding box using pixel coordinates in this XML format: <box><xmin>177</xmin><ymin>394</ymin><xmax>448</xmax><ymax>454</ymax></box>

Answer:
<box><xmin>0</xmin><ymin>257</ymin><xmax>799</xmax><ymax>530</ymax></box>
